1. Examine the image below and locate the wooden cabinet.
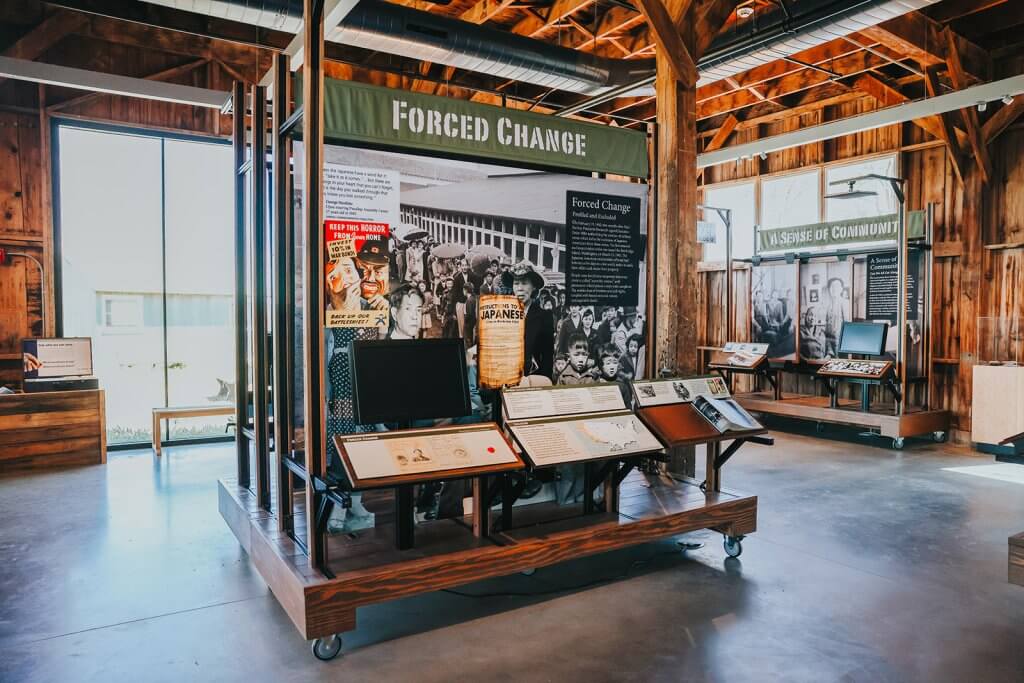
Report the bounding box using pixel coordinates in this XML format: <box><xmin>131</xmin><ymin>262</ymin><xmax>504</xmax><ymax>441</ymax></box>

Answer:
<box><xmin>0</xmin><ymin>390</ymin><xmax>106</xmax><ymax>472</ymax></box>
<box><xmin>971</xmin><ymin>365</ymin><xmax>1024</xmax><ymax>446</ymax></box>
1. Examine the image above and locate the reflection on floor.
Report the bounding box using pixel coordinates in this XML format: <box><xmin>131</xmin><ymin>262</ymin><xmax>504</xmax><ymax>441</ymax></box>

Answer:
<box><xmin>1</xmin><ymin>435</ymin><xmax>1023</xmax><ymax>682</ymax></box>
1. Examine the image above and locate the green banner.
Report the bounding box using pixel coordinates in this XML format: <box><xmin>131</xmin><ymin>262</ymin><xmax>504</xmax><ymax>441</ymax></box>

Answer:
<box><xmin>757</xmin><ymin>211</ymin><xmax>926</xmax><ymax>252</ymax></box>
<box><xmin>296</xmin><ymin>78</ymin><xmax>649</xmax><ymax>178</ymax></box>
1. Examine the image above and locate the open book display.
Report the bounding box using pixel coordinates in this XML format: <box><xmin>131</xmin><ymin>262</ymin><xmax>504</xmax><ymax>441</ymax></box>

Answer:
<box><xmin>817</xmin><ymin>358</ymin><xmax>893</xmax><ymax>380</ymax></box>
<box><xmin>632</xmin><ymin>376</ymin><xmax>765</xmax><ymax>445</ymax></box>
<box><xmin>708</xmin><ymin>342</ymin><xmax>769</xmax><ymax>370</ymax></box>
<box><xmin>334</xmin><ymin>423</ymin><xmax>524</xmax><ymax>490</ymax></box>
<box><xmin>503</xmin><ymin>384</ymin><xmax>665</xmax><ymax>467</ymax></box>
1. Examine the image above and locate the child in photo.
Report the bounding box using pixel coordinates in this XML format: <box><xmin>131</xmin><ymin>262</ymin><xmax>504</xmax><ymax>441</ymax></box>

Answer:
<box><xmin>557</xmin><ymin>333</ymin><xmax>596</xmax><ymax>384</ymax></box>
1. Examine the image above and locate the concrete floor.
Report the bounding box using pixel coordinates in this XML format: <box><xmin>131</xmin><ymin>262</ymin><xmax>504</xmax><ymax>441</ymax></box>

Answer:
<box><xmin>1</xmin><ymin>432</ymin><xmax>1023</xmax><ymax>682</ymax></box>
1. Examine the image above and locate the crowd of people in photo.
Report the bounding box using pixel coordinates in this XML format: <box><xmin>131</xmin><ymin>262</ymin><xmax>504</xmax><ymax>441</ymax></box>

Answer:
<box><xmin>383</xmin><ymin>230</ymin><xmax>647</xmax><ymax>387</ymax></box>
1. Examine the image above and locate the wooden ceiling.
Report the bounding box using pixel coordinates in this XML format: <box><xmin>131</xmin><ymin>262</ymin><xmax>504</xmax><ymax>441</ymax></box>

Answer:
<box><xmin>0</xmin><ymin>0</ymin><xmax>1022</xmax><ymax>162</ymax></box>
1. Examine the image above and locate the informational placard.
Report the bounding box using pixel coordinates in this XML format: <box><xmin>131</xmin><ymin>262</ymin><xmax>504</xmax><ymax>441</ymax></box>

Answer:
<box><xmin>323</xmin><ymin>164</ymin><xmax>400</xmax><ymax>226</ymax></box>
<box><xmin>322</xmin><ymin>162</ymin><xmax>399</xmax><ymax>329</ymax></box>
<box><xmin>477</xmin><ymin>295</ymin><xmax>525</xmax><ymax>389</ymax></box>
<box><xmin>632</xmin><ymin>376</ymin><xmax>730</xmax><ymax>407</ymax></box>
<box><xmin>503</xmin><ymin>383</ymin><xmax>626</xmax><ymax>420</ymax></box>
<box><xmin>22</xmin><ymin>338</ymin><xmax>93</xmax><ymax>378</ymax></box>
<box><xmin>564</xmin><ymin>191</ymin><xmax>641</xmax><ymax>307</ymax></box>
<box><xmin>722</xmin><ymin>342</ymin><xmax>769</xmax><ymax>354</ymax></box>
<box><xmin>865</xmin><ymin>251</ymin><xmax>919</xmax><ymax>322</ymax></box>
<box><xmin>508</xmin><ymin>412</ymin><xmax>663</xmax><ymax>467</ymax></box>
<box><xmin>336</xmin><ymin>424</ymin><xmax>520</xmax><ymax>485</ymax></box>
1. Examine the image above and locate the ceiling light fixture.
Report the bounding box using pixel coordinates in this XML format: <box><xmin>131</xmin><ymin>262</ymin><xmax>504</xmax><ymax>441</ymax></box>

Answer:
<box><xmin>1003</xmin><ymin>94</ymin><xmax>1015</xmax><ymax>105</ymax></box>
<box><xmin>977</xmin><ymin>100</ymin><xmax>987</xmax><ymax>112</ymax></box>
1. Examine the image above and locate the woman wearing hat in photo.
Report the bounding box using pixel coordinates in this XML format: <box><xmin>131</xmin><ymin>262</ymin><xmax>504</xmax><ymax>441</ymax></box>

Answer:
<box><xmin>513</xmin><ymin>260</ymin><xmax>554</xmax><ymax>379</ymax></box>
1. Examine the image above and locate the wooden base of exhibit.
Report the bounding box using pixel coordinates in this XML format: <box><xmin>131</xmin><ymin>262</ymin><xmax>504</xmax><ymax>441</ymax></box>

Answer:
<box><xmin>219</xmin><ymin>471</ymin><xmax>757</xmax><ymax>641</ymax></box>
<box><xmin>1011</xmin><ymin>533</ymin><xmax>1024</xmax><ymax>587</ymax></box>
<box><xmin>734</xmin><ymin>392</ymin><xmax>949</xmax><ymax>440</ymax></box>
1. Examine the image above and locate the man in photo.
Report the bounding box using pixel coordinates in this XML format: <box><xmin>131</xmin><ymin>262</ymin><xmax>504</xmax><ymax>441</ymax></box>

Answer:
<box><xmin>355</xmin><ymin>240</ymin><xmax>390</xmax><ymax>311</ymax></box>
<box><xmin>513</xmin><ymin>260</ymin><xmax>554</xmax><ymax>379</ymax></box>
<box><xmin>672</xmin><ymin>381</ymin><xmax>691</xmax><ymax>400</ymax></box>
<box><xmin>386</xmin><ymin>284</ymin><xmax>425</xmax><ymax>340</ymax></box>
<box><xmin>452</xmin><ymin>258</ymin><xmax>470</xmax><ymax>337</ymax></box>
<box><xmin>823</xmin><ymin>277</ymin><xmax>847</xmax><ymax>357</ymax></box>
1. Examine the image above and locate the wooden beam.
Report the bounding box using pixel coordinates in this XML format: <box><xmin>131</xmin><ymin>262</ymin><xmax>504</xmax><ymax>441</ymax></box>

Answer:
<box><xmin>929</xmin><ymin>0</ymin><xmax>1007</xmax><ymax>23</ymax></box>
<box><xmin>697</xmin><ymin>113</ymin><xmax>738</xmax><ymax>181</ymax></box>
<box><xmin>0</xmin><ymin>10</ymin><xmax>89</xmax><ymax>86</ymax></box>
<box><xmin>850</xmin><ymin>73</ymin><xmax>967</xmax><ymax>148</ymax></box>
<box><xmin>944</xmin><ymin>27</ymin><xmax>992</xmax><ymax>183</ymax></box>
<box><xmin>2</xmin><ymin>10</ymin><xmax>88</xmax><ymax>60</ymax></box>
<box><xmin>511</xmin><ymin>0</ymin><xmax>596</xmax><ymax>38</ymax></box>
<box><xmin>46</xmin><ymin>57</ymin><xmax>209</xmax><ymax>111</ymax></box>
<box><xmin>982</xmin><ymin>95</ymin><xmax>1024</xmax><ymax>145</ymax></box>
<box><xmin>693</xmin><ymin>0</ymin><xmax>737</xmax><ymax>59</ymax></box>
<box><xmin>923</xmin><ymin>66</ymin><xmax>966</xmax><ymax>186</ymax></box>
<box><xmin>860</xmin><ymin>11</ymin><xmax>988</xmax><ymax>79</ymax></box>
<box><xmin>634</xmin><ymin>0</ymin><xmax>696</xmax><ymax>86</ymax></box>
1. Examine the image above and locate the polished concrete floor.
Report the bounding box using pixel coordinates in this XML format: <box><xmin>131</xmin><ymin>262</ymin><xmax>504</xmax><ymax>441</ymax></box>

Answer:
<box><xmin>1</xmin><ymin>431</ymin><xmax>1023</xmax><ymax>682</ymax></box>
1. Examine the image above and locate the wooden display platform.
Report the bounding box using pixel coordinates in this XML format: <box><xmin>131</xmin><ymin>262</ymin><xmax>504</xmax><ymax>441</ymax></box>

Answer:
<box><xmin>219</xmin><ymin>471</ymin><xmax>757</xmax><ymax>640</ymax></box>
<box><xmin>734</xmin><ymin>392</ymin><xmax>948</xmax><ymax>440</ymax></box>
<box><xmin>1011</xmin><ymin>533</ymin><xmax>1024</xmax><ymax>587</ymax></box>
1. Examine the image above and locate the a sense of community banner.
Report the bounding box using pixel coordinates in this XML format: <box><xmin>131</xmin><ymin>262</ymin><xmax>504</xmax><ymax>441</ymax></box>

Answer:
<box><xmin>756</xmin><ymin>210</ymin><xmax>926</xmax><ymax>252</ymax></box>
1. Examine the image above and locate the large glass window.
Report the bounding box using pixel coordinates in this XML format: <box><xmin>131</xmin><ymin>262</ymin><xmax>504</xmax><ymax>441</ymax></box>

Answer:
<box><xmin>57</xmin><ymin>124</ymin><xmax>233</xmax><ymax>446</ymax></box>
<box><xmin>824</xmin><ymin>154</ymin><xmax>899</xmax><ymax>222</ymax></box>
<box><xmin>760</xmin><ymin>169</ymin><xmax>820</xmax><ymax>231</ymax></box>
<box><xmin>703</xmin><ymin>181</ymin><xmax>756</xmax><ymax>261</ymax></box>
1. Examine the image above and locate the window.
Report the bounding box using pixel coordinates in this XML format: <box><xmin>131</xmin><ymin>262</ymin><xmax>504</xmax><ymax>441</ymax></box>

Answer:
<box><xmin>702</xmin><ymin>181</ymin><xmax>756</xmax><ymax>261</ymax></box>
<box><xmin>825</xmin><ymin>155</ymin><xmax>899</xmax><ymax>222</ymax></box>
<box><xmin>100</xmin><ymin>294</ymin><xmax>144</xmax><ymax>331</ymax></box>
<box><xmin>57</xmin><ymin>124</ymin><xmax>233</xmax><ymax>446</ymax></box>
<box><xmin>760</xmin><ymin>169</ymin><xmax>820</xmax><ymax>232</ymax></box>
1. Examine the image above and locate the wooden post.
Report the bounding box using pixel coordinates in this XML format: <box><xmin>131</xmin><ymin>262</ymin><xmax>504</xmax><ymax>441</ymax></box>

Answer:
<box><xmin>301</xmin><ymin>0</ymin><xmax>327</xmax><ymax>568</ymax></box>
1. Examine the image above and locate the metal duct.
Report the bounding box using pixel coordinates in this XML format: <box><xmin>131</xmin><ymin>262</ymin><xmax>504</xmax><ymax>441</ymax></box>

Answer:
<box><xmin>140</xmin><ymin>0</ymin><xmax>939</xmax><ymax>96</ymax></box>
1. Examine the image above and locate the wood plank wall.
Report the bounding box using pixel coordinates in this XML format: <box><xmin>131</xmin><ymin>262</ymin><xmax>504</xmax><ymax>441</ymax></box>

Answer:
<box><xmin>698</xmin><ymin>91</ymin><xmax>1024</xmax><ymax>442</ymax></box>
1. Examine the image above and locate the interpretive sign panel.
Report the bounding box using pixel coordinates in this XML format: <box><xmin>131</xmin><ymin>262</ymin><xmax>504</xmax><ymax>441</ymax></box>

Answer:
<box><xmin>632</xmin><ymin>376</ymin><xmax>730</xmax><ymax>407</ymax></box>
<box><xmin>503</xmin><ymin>383</ymin><xmax>627</xmax><ymax>420</ymax></box>
<box><xmin>865</xmin><ymin>251</ymin><xmax>919</xmax><ymax>321</ymax></box>
<box><xmin>507</xmin><ymin>411</ymin><xmax>664</xmax><ymax>467</ymax></box>
<box><xmin>565</xmin><ymin>190</ymin><xmax>642</xmax><ymax>307</ymax></box>
<box><xmin>477</xmin><ymin>295</ymin><xmax>525</xmax><ymax>389</ymax></box>
<box><xmin>335</xmin><ymin>423</ymin><xmax>522</xmax><ymax>489</ymax></box>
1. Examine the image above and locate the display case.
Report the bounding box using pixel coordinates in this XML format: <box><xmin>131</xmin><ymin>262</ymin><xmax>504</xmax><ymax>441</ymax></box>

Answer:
<box><xmin>977</xmin><ymin>317</ymin><xmax>1021</xmax><ymax>366</ymax></box>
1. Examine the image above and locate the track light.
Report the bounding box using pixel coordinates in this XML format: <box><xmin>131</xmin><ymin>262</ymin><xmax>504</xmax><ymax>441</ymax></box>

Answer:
<box><xmin>977</xmin><ymin>100</ymin><xmax>987</xmax><ymax>112</ymax></box>
<box><xmin>1003</xmin><ymin>94</ymin><xmax>1015</xmax><ymax>105</ymax></box>
<box><xmin>759</xmin><ymin>151</ymin><xmax>767</xmax><ymax>161</ymax></box>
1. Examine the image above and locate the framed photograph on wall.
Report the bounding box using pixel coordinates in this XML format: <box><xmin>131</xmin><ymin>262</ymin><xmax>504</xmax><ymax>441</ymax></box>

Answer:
<box><xmin>750</xmin><ymin>263</ymin><xmax>798</xmax><ymax>360</ymax></box>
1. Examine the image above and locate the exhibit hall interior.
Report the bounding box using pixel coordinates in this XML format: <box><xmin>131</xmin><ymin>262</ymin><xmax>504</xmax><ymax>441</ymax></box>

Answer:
<box><xmin>1</xmin><ymin>0</ymin><xmax>1023</xmax><ymax>680</ymax></box>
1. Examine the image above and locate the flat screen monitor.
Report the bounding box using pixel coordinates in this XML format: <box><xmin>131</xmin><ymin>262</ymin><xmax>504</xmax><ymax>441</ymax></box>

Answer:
<box><xmin>22</xmin><ymin>338</ymin><xmax>94</xmax><ymax>378</ymax></box>
<box><xmin>838</xmin><ymin>322</ymin><xmax>888</xmax><ymax>357</ymax></box>
<box><xmin>350</xmin><ymin>338</ymin><xmax>471</xmax><ymax>425</ymax></box>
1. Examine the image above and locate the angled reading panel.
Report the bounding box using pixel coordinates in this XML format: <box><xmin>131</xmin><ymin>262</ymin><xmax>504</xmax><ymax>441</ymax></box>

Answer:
<box><xmin>501</xmin><ymin>383</ymin><xmax>626</xmax><ymax>421</ymax></box>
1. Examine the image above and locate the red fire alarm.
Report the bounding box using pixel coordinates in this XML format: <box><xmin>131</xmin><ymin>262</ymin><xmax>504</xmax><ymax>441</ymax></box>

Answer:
<box><xmin>0</xmin><ymin>247</ymin><xmax>7</xmax><ymax>265</ymax></box>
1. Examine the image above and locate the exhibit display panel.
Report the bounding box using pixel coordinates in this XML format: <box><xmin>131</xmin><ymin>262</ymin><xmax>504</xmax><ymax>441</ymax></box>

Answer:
<box><xmin>222</xmin><ymin>66</ymin><xmax>768</xmax><ymax>661</ymax></box>
<box><xmin>334</xmin><ymin>423</ymin><xmax>522</xmax><ymax>489</ymax></box>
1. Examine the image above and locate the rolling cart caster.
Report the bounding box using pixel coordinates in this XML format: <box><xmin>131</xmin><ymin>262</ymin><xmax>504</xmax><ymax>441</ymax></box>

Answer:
<box><xmin>815</xmin><ymin>422</ymin><xmax>825</xmax><ymax>434</ymax></box>
<box><xmin>932</xmin><ymin>431</ymin><xmax>947</xmax><ymax>443</ymax></box>
<box><xmin>892</xmin><ymin>437</ymin><xmax>905</xmax><ymax>450</ymax></box>
<box><xmin>311</xmin><ymin>634</ymin><xmax>343</xmax><ymax>661</ymax></box>
<box><xmin>723</xmin><ymin>535</ymin><xmax>744</xmax><ymax>558</ymax></box>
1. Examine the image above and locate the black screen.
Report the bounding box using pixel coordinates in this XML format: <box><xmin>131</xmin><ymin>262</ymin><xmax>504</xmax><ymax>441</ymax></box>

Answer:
<box><xmin>838</xmin><ymin>322</ymin><xmax>888</xmax><ymax>356</ymax></box>
<box><xmin>350</xmin><ymin>338</ymin><xmax>471</xmax><ymax>424</ymax></box>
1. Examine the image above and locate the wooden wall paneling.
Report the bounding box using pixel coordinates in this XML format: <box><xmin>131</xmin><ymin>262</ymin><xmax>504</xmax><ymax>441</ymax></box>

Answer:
<box><xmin>0</xmin><ymin>258</ymin><xmax>27</xmax><ymax>354</ymax></box>
<box><xmin>0</xmin><ymin>113</ymin><xmax>26</xmax><ymax>232</ymax></box>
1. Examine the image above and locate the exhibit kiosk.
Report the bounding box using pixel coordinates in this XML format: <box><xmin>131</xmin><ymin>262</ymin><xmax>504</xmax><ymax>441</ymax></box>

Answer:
<box><xmin>701</xmin><ymin>177</ymin><xmax>949</xmax><ymax>449</ymax></box>
<box><xmin>219</xmin><ymin>41</ymin><xmax>772</xmax><ymax>662</ymax></box>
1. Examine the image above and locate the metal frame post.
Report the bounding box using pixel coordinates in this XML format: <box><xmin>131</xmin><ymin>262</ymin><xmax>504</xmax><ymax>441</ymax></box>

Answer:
<box><xmin>300</xmin><ymin>0</ymin><xmax>327</xmax><ymax>568</ymax></box>
<box><xmin>250</xmin><ymin>83</ymin><xmax>271</xmax><ymax>509</ymax></box>
<box><xmin>232</xmin><ymin>81</ymin><xmax>250</xmax><ymax>490</ymax></box>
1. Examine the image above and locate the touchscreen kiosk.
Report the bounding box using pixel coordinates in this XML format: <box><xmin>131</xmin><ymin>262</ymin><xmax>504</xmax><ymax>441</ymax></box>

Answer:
<box><xmin>350</xmin><ymin>338</ymin><xmax>471</xmax><ymax>425</ymax></box>
<box><xmin>838</xmin><ymin>322</ymin><xmax>888</xmax><ymax>357</ymax></box>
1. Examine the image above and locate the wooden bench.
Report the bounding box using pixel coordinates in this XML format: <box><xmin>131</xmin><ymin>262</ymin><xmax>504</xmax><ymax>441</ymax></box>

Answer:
<box><xmin>152</xmin><ymin>404</ymin><xmax>234</xmax><ymax>455</ymax></box>
<box><xmin>1011</xmin><ymin>532</ymin><xmax>1024</xmax><ymax>587</ymax></box>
